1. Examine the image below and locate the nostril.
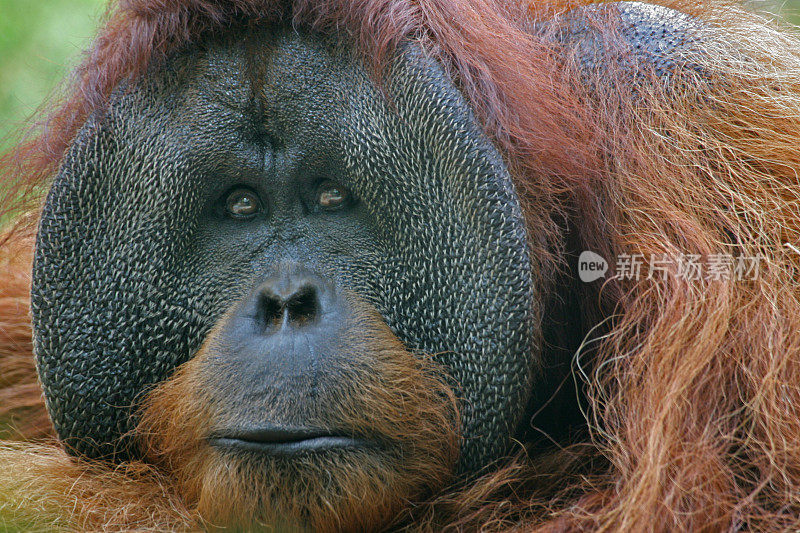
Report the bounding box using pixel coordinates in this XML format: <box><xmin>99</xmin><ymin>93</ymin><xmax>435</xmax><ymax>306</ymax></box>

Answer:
<box><xmin>252</xmin><ymin>272</ymin><xmax>327</xmax><ymax>332</ymax></box>
<box><xmin>257</xmin><ymin>293</ymin><xmax>284</xmax><ymax>330</ymax></box>
<box><xmin>286</xmin><ymin>285</ymin><xmax>318</xmax><ymax>325</ymax></box>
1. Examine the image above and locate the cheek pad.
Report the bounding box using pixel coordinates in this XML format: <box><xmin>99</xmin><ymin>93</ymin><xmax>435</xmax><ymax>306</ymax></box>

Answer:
<box><xmin>32</xmin><ymin>104</ymin><xmax>219</xmax><ymax>460</ymax></box>
<box><xmin>344</xmin><ymin>48</ymin><xmax>535</xmax><ymax>471</ymax></box>
<box><xmin>31</xmin><ymin>37</ymin><xmax>536</xmax><ymax>473</ymax></box>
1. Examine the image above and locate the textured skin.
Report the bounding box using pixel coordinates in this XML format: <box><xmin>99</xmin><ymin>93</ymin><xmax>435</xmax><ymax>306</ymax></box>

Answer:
<box><xmin>615</xmin><ymin>2</ymin><xmax>701</xmax><ymax>70</ymax></box>
<box><xmin>556</xmin><ymin>2</ymin><xmax>703</xmax><ymax>80</ymax></box>
<box><xmin>32</xmin><ymin>30</ymin><xmax>534</xmax><ymax>472</ymax></box>
<box><xmin>31</xmin><ymin>2</ymin><xmax>703</xmax><ymax>472</ymax></box>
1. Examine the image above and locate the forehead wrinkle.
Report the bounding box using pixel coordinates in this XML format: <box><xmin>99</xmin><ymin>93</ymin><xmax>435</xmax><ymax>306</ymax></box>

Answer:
<box><xmin>247</xmin><ymin>29</ymin><xmax>361</xmax><ymax>143</ymax></box>
<box><xmin>194</xmin><ymin>38</ymin><xmax>258</xmax><ymax>119</ymax></box>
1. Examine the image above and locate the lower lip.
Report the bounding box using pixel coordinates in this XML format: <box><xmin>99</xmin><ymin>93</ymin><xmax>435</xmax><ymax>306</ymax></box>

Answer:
<box><xmin>208</xmin><ymin>436</ymin><xmax>370</xmax><ymax>456</ymax></box>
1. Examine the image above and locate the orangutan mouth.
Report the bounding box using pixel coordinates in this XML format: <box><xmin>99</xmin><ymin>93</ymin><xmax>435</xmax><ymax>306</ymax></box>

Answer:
<box><xmin>208</xmin><ymin>425</ymin><xmax>372</xmax><ymax>456</ymax></box>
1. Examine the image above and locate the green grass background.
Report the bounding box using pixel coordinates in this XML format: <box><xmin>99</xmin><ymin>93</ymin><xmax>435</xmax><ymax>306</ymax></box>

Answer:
<box><xmin>1</xmin><ymin>0</ymin><xmax>800</xmax><ymax>149</ymax></box>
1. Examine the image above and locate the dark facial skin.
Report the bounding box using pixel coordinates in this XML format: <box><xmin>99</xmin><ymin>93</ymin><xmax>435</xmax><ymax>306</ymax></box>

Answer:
<box><xmin>31</xmin><ymin>26</ymin><xmax>535</xmax><ymax>473</ymax></box>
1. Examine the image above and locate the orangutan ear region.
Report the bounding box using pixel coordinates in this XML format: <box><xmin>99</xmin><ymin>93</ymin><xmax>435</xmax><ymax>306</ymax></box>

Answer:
<box><xmin>1</xmin><ymin>0</ymin><xmax>800</xmax><ymax>531</ymax></box>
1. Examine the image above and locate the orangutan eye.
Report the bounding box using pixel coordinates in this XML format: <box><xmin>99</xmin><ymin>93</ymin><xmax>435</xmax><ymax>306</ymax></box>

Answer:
<box><xmin>316</xmin><ymin>181</ymin><xmax>351</xmax><ymax>210</ymax></box>
<box><xmin>225</xmin><ymin>188</ymin><xmax>262</xmax><ymax>219</ymax></box>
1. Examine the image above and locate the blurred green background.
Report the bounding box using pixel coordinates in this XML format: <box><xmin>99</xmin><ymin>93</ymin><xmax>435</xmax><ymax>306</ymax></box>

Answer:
<box><xmin>0</xmin><ymin>0</ymin><xmax>106</xmax><ymax>151</ymax></box>
<box><xmin>1</xmin><ymin>0</ymin><xmax>800</xmax><ymax>151</ymax></box>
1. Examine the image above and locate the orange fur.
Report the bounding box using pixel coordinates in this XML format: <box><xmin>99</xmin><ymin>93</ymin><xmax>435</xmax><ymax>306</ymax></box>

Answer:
<box><xmin>0</xmin><ymin>443</ymin><xmax>195</xmax><ymax>531</ymax></box>
<box><xmin>2</xmin><ymin>0</ymin><xmax>800</xmax><ymax>531</ymax></box>
<box><xmin>0</xmin><ymin>226</ymin><xmax>52</xmax><ymax>441</ymax></box>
